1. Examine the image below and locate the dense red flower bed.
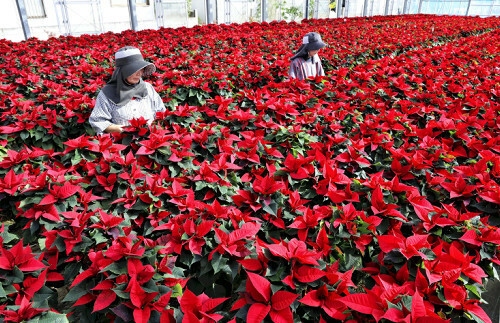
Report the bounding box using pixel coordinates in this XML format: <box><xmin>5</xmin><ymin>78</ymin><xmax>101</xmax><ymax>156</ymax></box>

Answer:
<box><xmin>0</xmin><ymin>14</ymin><xmax>500</xmax><ymax>323</ymax></box>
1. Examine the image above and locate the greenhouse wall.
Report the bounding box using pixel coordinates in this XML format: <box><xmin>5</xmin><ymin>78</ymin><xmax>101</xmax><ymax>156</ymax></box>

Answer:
<box><xmin>4</xmin><ymin>0</ymin><xmax>499</xmax><ymax>42</ymax></box>
<box><xmin>1</xmin><ymin>0</ymin><xmax>198</xmax><ymax>42</ymax></box>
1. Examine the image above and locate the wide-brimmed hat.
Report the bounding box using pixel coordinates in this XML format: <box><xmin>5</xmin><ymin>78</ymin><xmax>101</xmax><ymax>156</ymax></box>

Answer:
<box><xmin>302</xmin><ymin>32</ymin><xmax>326</xmax><ymax>51</ymax></box>
<box><xmin>101</xmin><ymin>46</ymin><xmax>155</xmax><ymax>106</ymax></box>
<box><xmin>115</xmin><ymin>46</ymin><xmax>156</xmax><ymax>78</ymax></box>
<box><xmin>291</xmin><ymin>32</ymin><xmax>326</xmax><ymax>60</ymax></box>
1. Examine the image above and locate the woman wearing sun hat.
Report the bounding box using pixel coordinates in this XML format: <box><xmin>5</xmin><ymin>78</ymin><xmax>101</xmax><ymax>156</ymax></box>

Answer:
<box><xmin>289</xmin><ymin>32</ymin><xmax>326</xmax><ymax>80</ymax></box>
<box><xmin>89</xmin><ymin>46</ymin><xmax>165</xmax><ymax>134</ymax></box>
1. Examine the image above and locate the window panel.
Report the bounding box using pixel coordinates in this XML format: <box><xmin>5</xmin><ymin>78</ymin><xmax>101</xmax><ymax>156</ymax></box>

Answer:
<box><xmin>25</xmin><ymin>0</ymin><xmax>47</xmax><ymax>18</ymax></box>
<box><xmin>111</xmin><ymin>0</ymin><xmax>150</xmax><ymax>6</ymax></box>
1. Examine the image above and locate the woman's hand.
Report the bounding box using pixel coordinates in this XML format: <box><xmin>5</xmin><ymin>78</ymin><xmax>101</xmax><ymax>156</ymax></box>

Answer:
<box><xmin>104</xmin><ymin>124</ymin><xmax>123</xmax><ymax>133</ymax></box>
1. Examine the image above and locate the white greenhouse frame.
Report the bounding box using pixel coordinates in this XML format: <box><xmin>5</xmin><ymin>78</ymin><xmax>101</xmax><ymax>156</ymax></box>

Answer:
<box><xmin>12</xmin><ymin>0</ymin><xmax>500</xmax><ymax>40</ymax></box>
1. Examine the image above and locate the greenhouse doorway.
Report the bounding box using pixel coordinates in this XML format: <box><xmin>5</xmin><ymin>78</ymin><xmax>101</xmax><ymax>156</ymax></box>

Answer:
<box><xmin>54</xmin><ymin>0</ymin><xmax>104</xmax><ymax>36</ymax></box>
<box><xmin>218</xmin><ymin>0</ymin><xmax>260</xmax><ymax>24</ymax></box>
<box><xmin>154</xmin><ymin>0</ymin><xmax>190</xmax><ymax>28</ymax></box>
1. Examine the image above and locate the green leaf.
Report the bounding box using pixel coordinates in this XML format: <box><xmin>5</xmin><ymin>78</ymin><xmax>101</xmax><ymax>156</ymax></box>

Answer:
<box><xmin>2</xmin><ymin>284</ymin><xmax>17</xmax><ymax>295</ymax></box>
<box><xmin>467</xmin><ymin>312</ymin><xmax>490</xmax><ymax>323</ymax></box>
<box><xmin>18</xmin><ymin>196</ymin><xmax>43</xmax><ymax>209</ymax></box>
<box><xmin>0</xmin><ymin>284</ymin><xmax>6</xmax><ymax>298</ymax></box>
<box><xmin>20</xmin><ymin>131</ymin><xmax>29</xmax><ymax>141</ymax></box>
<box><xmin>27</xmin><ymin>311</ymin><xmax>69</xmax><ymax>323</ymax></box>
<box><xmin>465</xmin><ymin>284</ymin><xmax>482</xmax><ymax>298</ymax></box>
<box><xmin>32</xmin><ymin>286</ymin><xmax>53</xmax><ymax>309</ymax></box>
<box><xmin>112</xmin><ymin>287</ymin><xmax>129</xmax><ymax>299</ymax></box>
<box><xmin>211</xmin><ymin>252</ymin><xmax>227</xmax><ymax>274</ymax></box>
<box><xmin>34</xmin><ymin>129</ymin><xmax>44</xmax><ymax>141</ymax></box>
<box><xmin>195</xmin><ymin>181</ymin><xmax>208</xmax><ymax>191</ymax></box>
<box><xmin>12</xmin><ymin>266</ymin><xmax>24</xmax><ymax>284</ymax></box>
<box><xmin>0</xmin><ymin>223</ymin><xmax>17</xmax><ymax>245</ymax></box>
<box><xmin>400</xmin><ymin>295</ymin><xmax>413</xmax><ymax>311</ymax></box>
<box><xmin>420</xmin><ymin>248</ymin><xmax>437</xmax><ymax>260</ymax></box>
<box><xmin>101</xmin><ymin>262</ymin><xmax>128</xmax><ymax>275</ymax></box>
<box><xmin>63</xmin><ymin>262</ymin><xmax>81</xmax><ymax>283</ymax></box>
<box><xmin>473</xmin><ymin>201</ymin><xmax>500</xmax><ymax>215</ymax></box>
<box><xmin>142</xmin><ymin>280</ymin><xmax>160</xmax><ymax>293</ymax></box>
<box><xmin>62</xmin><ymin>285</ymin><xmax>88</xmax><ymax>303</ymax></box>
<box><xmin>171</xmin><ymin>283</ymin><xmax>183</xmax><ymax>298</ymax></box>
<box><xmin>383</xmin><ymin>250</ymin><xmax>406</xmax><ymax>265</ymax></box>
<box><xmin>340</xmin><ymin>250</ymin><xmax>363</xmax><ymax>271</ymax></box>
<box><xmin>228</xmin><ymin>259</ymin><xmax>240</xmax><ymax>280</ymax></box>
<box><xmin>387</xmin><ymin>300</ymin><xmax>403</xmax><ymax>310</ymax></box>
<box><xmin>262</xmin><ymin>200</ymin><xmax>278</xmax><ymax>216</ymax></box>
<box><xmin>91</xmin><ymin>231</ymin><xmax>108</xmax><ymax>245</ymax></box>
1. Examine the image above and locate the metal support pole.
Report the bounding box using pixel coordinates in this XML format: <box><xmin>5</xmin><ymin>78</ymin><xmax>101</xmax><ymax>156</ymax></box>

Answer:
<box><xmin>55</xmin><ymin>0</ymin><xmax>72</xmax><ymax>36</ymax></box>
<box><xmin>154</xmin><ymin>0</ymin><xmax>164</xmax><ymax>27</ymax></box>
<box><xmin>211</xmin><ymin>0</ymin><xmax>215</xmax><ymax>24</ymax></box>
<box><xmin>465</xmin><ymin>0</ymin><xmax>472</xmax><ymax>16</ymax></box>
<box><xmin>345</xmin><ymin>0</ymin><xmax>350</xmax><ymax>17</ymax></box>
<box><xmin>206</xmin><ymin>0</ymin><xmax>210</xmax><ymax>23</ymax></box>
<box><xmin>215</xmin><ymin>0</ymin><xmax>218</xmax><ymax>23</ymax></box>
<box><xmin>337</xmin><ymin>0</ymin><xmax>342</xmax><ymax>18</ymax></box>
<box><xmin>15</xmin><ymin>0</ymin><xmax>31</xmax><ymax>40</ymax></box>
<box><xmin>184</xmin><ymin>1</ymin><xmax>188</xmax><ymax>27</ymax></box>
<box><xmin>363</xmin><ymin>0</ymin><xmax>369</xmax><ymax>16</ymax></box>
<box><xmin>262</xmin><ymin>0</ymin><xmax>267</xmax><ymax>21</ymax></box>
<box><xmin>305</xmin><ymin>0</ymin><xmax>309</xmax><ymax>19</ymax></box>
<box><xmin>314</xmin><ymin>0</ymin><xmax>319</xmax><ymax>18</ymax></box>
<box><xmin>128</xmin><ymin>0</ymin><xmax>138</xmax><ymax>30</ymax></box>
<box><xmin>224</xmin><ymin>0</ymin><xmax>229</xmax><ymax>23</ymax></box>
<box><xmin>62</xmin><ymin>0</ymin><xmax>71</xmax><ymax>34</ymax></box>
<box><xmin>207</xmin><ymin>0</ymin><xmax>214</xmax><ymax>23</ymax></box>
<box><xmin>417</xmin><ymin>0</ymin><xmax>423</xmax><ymax>14</ymax></box>
<box><xmin>96</xmin><ymin>0</ymin><xmax>104</xmax><ymax>33</ymax></box>
<box><xmin>384</xmin><ymin>0</ymin><xmax>390</xmax><ymax>15</ymax></box>
<box><xmin>402</xmin><ymin>0</ymin><xmax>408</xmax><ymax>14</ymax></box>
<box><xmin>91</xmin><ymin>0</ymin><xmax>97</xmax><ymax>30</ymax></box>
<box><xmin>488</xmin><ymin>0</ymin><xmax>495</xmax><ymax>16</ymax></box>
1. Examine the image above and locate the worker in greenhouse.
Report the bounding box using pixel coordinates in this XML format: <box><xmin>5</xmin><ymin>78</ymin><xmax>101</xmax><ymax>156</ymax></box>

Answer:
<box><xmin>289</xmin><ymin>32</ymin><xmax>326</xmax><ymax>80</ymax></box>
<box><xmin>89</xmin><ymin>46</ymin><xmax>165</xmax><ymax>134</ymax></box>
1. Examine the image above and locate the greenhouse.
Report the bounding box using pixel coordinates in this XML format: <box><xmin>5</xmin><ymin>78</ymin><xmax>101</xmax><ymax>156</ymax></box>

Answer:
<box><xmin>0</xmin><ymin>0</ymin><xmax>500</xmax><ymax>322</ymax></box>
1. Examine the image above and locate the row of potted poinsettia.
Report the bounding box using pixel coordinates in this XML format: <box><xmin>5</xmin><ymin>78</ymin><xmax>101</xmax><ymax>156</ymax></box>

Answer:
<box><xmin>0</xmin><ymin>14</ymin><xmax>497</xmax><ymax>150</ymax></box>
<box><xmin>0</xmin><ymin>15</ymin><xmax>500</xmax><ymax>323</ymax></box>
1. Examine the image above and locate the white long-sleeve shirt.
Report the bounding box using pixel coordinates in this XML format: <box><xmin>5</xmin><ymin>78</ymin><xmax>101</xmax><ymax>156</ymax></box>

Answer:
<box><xmin>89</xmin><ymin>82</ymin><xmax>165</xmax><ymax>134</ymax></box>
<box><xmin>289</xmin><ymin>54</ymin><xmax>325</xmax><ymax>80</ymax></box>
